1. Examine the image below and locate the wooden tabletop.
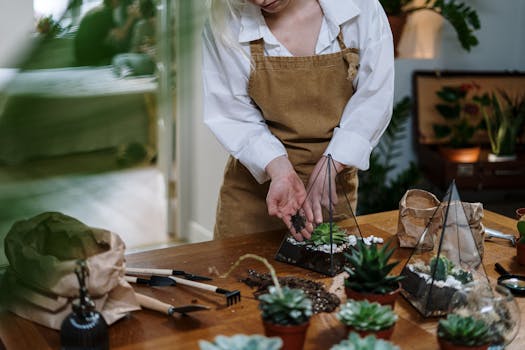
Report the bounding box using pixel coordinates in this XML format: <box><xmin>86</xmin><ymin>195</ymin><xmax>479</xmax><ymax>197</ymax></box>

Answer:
<box><xmin>1</xmin><ymin>210</ymin><xmax>523</xmax><ymax>350</ymax></box>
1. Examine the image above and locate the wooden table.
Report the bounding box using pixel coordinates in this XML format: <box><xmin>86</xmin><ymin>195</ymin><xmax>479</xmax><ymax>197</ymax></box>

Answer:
<box><xmin>1</xmin><ymin>210</ymin><xmax>523</xmax><ymax>349</ymax></box>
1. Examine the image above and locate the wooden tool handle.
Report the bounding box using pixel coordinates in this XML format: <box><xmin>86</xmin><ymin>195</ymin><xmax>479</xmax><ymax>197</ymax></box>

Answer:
<box><xmin>170</xmin><ymin>276</ymin><xmax>218</xmax><ymax>292</ymax></box>
<box><xmin>127</xmin><ymin>267</ymin><xmax>172</xmax><ymax>276</ymax></box>
<box><xmin>135</xmin><ymin>293</ymin><xmax>172</xmax><ymax>315</ymax></box>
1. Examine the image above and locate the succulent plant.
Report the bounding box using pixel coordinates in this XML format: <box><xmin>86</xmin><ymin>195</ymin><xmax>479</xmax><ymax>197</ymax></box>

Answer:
<box><xmin>336</xmin><ymin>300</ymin><xmax>397</xmax><ymax>331</ymax></box>
<box><xmin>429</xmin><ymin>256</ymin><xmax>473</xmax><ymax>284</ymax></box>
<box><xmin>199</xmin><ymin>334</ymin><xmax>282</xmax><ymax>350</ymax></box>
<box><xmin>344</xmin><ymin>240</ymin><xmax>404</xmax><ymax>294</ymax></box>
<box><xmin>330</xmin><ymin>332</ymin><xmax>400</xmax><ymax>350</ymax></box>
<box><xmin>259</xmin><ymin>286</ymin><xmax>313</xmax><ymax>326</ymax></box>
<box><xmin>220</xmin><ymin>254</ymin><xmax>313</xmax><ymax>326</ymax></box>
<box><xmin>437</xmin><ymin>314</ymin><xmax>493</xmax><ymax>347</ymax></box>
<box><xmin>517</xmin><ymin>216</ymin><xmax>525</xmax><ymax>244</ymax></box>
<box><xmin>307</xmin><ymin>222</ymin><xmax>348</xmax><ymax>246</ymax></box>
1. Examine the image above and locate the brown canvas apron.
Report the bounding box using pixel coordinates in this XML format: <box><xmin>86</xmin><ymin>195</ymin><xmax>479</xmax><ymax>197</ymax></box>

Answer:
<box><xmin>215</xmin><ymin>30</ymin><xmax>360</xmax><ymax>239</ymax></box>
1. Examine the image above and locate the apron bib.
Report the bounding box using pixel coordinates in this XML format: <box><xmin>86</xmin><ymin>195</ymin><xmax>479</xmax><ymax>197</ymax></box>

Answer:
<box><xmin>215</xmin><ymin>30</ymin><xmax>360</xmax><ymax>238</ymax></box>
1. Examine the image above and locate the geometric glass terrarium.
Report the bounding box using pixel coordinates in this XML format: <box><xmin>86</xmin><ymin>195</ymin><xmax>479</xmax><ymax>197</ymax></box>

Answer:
<box><xmin>400</xmin><ymin>180</ymin><xmax>490</xmax><ymax>317</ymax></box>
<box><xmin>275</xmin><ymin>155</ymin><xmax>363</xmax><ymax>277</ymax></box>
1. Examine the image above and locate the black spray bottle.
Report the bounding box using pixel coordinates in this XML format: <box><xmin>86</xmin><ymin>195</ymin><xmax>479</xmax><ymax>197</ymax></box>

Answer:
<box><xmin>60</xmin><ymin>260</ymin><xmax>109</xmax><ymax>350</ymax></box>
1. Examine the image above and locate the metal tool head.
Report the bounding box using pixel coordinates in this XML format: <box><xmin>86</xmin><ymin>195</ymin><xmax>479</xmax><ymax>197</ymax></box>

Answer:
<box><xmin>216</xmin><ymin>288</ymin><xmax>241</xmax><ymax>306</ymax></box>
<box><xmin>168</xmin><ymin>304</ymin><xmax>211</xmax><ymax>315</ymax></box>
<box><xmin>149</xmin><ymin>275</ymin><xmax>177</xmax><ymax>286</ymax></box>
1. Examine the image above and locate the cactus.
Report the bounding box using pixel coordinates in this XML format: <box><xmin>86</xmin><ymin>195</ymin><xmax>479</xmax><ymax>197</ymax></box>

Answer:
<box><xmin>429</xmin><ymin>256</ymin><xmax>473</xmax><ymax>283</ymax></box>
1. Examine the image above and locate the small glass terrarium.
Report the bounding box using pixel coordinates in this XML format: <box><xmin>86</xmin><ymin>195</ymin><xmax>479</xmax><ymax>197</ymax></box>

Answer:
<box><xmin>400</xmin><ymin>181</ymin><xmax>489</xmax><ymax>317</ymax></box>
<box><xmin>275</xmin><ymin>155</ymin><xmax>363</xmax><ymax>276</ymax></box>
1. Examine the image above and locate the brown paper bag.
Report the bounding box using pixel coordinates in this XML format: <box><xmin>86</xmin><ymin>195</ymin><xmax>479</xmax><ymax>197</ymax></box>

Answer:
<box><xmin>397</xmin><ymin>190</ymin><xmax>485</xmax><ymax>260</ymax></box>
<box><xmin>2</xmin><ymin>212</ymin><xmax>140</xmax><ymax>330</ymax></box>
<box><xmin>397</xmin><ymin>189</ymin><xmax>442</xmax><ymax>249</ymax></box>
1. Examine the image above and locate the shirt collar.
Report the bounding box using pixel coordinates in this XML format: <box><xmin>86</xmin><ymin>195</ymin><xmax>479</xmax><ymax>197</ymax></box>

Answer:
<box><xmin>237</xmin><ymin>0</ymin><xmax>360</xmax><ymax>44</ymax></box>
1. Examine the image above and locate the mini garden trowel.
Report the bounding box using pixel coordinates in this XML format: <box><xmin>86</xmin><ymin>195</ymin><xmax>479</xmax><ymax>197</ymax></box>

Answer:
<box><xmin>134</xmin><ymin>293</ymin><xmax>210</xmax><ymax>316</ymax></box>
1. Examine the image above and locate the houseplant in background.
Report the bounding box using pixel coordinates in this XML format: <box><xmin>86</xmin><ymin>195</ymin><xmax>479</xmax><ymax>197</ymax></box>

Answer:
<box><xmin>344</xmin><ymin>240</ymin><xmax>404</xmax><ymax>307</ymax></box>
<box><xmin>432</xmin><ymin>83</ymin><xmax>483</xmax><ymax>162</ymax></box>
<box><xmin>379</xmin><ymin>0</ymin><xmax>480</xmax><ymax>54</ymax></box>
<box><xmin>336</xmin><ymin>299</ymin><xmax>398</xmax><ymax>340</ymax></box>
<box><xmin>199</xmin><ymin>334</ymin><xmax>282</xmax><ymax>350</ymax></box>
<box><xmin>437</xmin><ymin>314</ymin><xmax>493</xmax><ymax>350</ymax></box>
<box><xmin>220</xmin><ymin>254</ymin><xmax>313</xmax><ymax>350</ymax></box>
<box><xmin>330</xmin><ymin>332</ymin><xmax>400</xmax><ymax>350</ymax></box>
<box><xmin>477</xmin><ymin>91</ymin><xmax>525</xmax><ymax>162</ymax></box>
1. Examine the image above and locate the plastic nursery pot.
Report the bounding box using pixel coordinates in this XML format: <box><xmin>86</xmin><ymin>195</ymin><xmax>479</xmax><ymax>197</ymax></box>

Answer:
<box><xmin>263</xmin><ymin>321</ymin><xmax>309</xmax><ymax>350</ymax></box>
<box><xmin>437</xmin><ymin>337</ymin><xmax>489</xmax><ymax>350</ymax></box>
<box><xmin>516</xmin><ymin>242</ymin><xmax>525</xmax><ymax>266</ymax></box>
<box><xmin>344</xmin><ymin>282</ymin><xmax>402</xmax><ymax>308</ymax></box>
<box><xmin>347</xmin><ymin>324</ymin><xmax>395</xmax><ymax>341</ymax></box>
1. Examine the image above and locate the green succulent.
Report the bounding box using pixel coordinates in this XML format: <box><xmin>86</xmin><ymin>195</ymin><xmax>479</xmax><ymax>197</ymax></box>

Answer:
<box><xmin>429</xmin><ymin>256</ymin><xmax>473</xmax><ymax>284</ymax></box>
<box><xmin>437</xmin><ymin>314</ymin><xmax>493</xmax><ymax>347</ymax></box>
<box><xmin>307</xmin><ymin>222</ymin><xmax>348</xmax><ymax>246</ymax></box>
<box><xmin>259</xmin><ymin>286</ymin><xmax>313</xmax><ymax>326</ymax></box>
<box><xmin>336</xmin><ymin>300</ymin><xmax>397</xmax><ymax>331</ymax></box>
<box><xmin>199</xmin><ymin>334</ymin><xmax>282</xmax><ymax>350</ymax></box>
<box><xmin>518</xmin><ymin>216</ymin><xmax>525</xmax><ymax>244</ymax></box>
<box><xmin>331</xmin><ymin>332</ymin><xmax>400</xmax><ymax>350</ymax></box>
<box><xmin>344</xmin><ymin>240</ymin><xmax>404</xmax><ymax>294</ymax></box>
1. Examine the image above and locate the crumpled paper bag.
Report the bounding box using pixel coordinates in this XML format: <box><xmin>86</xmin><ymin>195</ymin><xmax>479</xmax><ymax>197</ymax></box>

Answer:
<box><xmin>2</xmin><ymin>212</ymin><xmax>140</xmax><ymax>330</ymax></box>
<box><xmin>397</xmin><ymin>189</ymin><xmax>485</xmax><ymax>260</ymax></box>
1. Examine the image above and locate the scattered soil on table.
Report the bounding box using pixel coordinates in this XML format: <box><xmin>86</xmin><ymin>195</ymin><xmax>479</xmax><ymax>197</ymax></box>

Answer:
<box><xmin>241</xmin><ymin>269</ymin><xmax>340</xmax><ymax>314</ymax></box>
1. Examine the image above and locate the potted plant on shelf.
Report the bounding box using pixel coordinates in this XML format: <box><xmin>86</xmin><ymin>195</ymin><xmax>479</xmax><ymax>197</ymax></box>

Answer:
<box><xmin>437</xmin><ymin>314</ymin><xmax>493</xmax><ymax>350</ymax></box>
<box><xmin>379</xmin><ymin>0</ymin><xmax>480</xmax><ymax>54</ymax></box>
<box><xmin>199</xmin><ymin>334</ymin><xmax>282</xmax><ymax>350</ymax></box>
<box><xmin>221</xmin><ymin>254</ymin><xmax>313</xmax><ymax>350</ymax></box>
<box><xmin>516</xmin><ymin>216</ymin><xmax>525</xmax><ymax>266</ymax></box>
<box><xmin>344</xmin><ymin>240</ymin><xmax>404</xmax><ymax>307</ymax></box>
<box><xmin>476</xmin><ymin>91</ymin><xmax>525</xmax><ymax>162</ymax></box>
<box><xmin>336</xmin><ymin>299</ymin><xmax>398</xmax><ymax>340</ymax></box>
<box><xmin>330</xmin><ymin>332</ymin><xmax>399</xmax><ymax>350</ymax></box>
<box><xmin>432</xmin><ymin>83</ymin><xmax>483</xmax><ymax>162</ymax></box>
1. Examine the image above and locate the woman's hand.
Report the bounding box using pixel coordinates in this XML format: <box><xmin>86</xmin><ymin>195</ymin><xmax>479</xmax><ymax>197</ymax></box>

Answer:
<box><xmin>302</xmin><ymin>156</ymin><xmax>345</xmax><ymax>226</ymax></box>
<box><xmin>265</xmin><ymin>156</ymin><xmax>310</xmax><ymax>241</ymax></box>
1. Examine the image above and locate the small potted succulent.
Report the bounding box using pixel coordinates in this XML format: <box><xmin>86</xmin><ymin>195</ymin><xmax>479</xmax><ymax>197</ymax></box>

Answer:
<box><xmin>344</xmin><ymin>240</ymin><xmax>404</xmax><ymax>307</ymax></box>
<box><xmin>516</xmin><ymin>216</ymin><xmax>525</xmax><ymax>265</ymax></box>
<box><xmin>336</xmin><ymin>299</ymin><xmax>397</xmax><ymax>340</ymax></box>
<box><xmin>199</xmin><ymin>334</ymin><xmax>282</xmax><ymax>350</ymax></box>
<box><xmin>221</xmin><ymin>254</ymin><xmax>313</xmax><ymax>350</ymax></box>
<box><xmin>330</xmin><ymin>332</ymin><xmax>400</xmax><ymax>350</ymax></box>
<box><xmin>437</xmin><ymin>314</ymin><xmax>493</xmax><ymax>350</ymax></box>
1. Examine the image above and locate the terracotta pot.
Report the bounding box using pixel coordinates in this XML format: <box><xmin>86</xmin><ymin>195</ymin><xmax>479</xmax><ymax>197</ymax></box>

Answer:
<box><xmin>387</xmin><ymin>14</ymin><xmax>407</xmax><ymax>57</ymax></box>
<box><xmin>347</xmin><ymin>324</ymin><xmax>395</xmax><ymax>340</ymax></box>
<box><xmin>344</xmin><ymin>282</ymin><xmax>401</xmax><ymax>308</ymax></box>
<box><xmin>437</xmin><ymin>337</ymin><xmax>489</xmax><ymax>350</ymax></box>
<box><xmin>516</xmin><ymin>207</ymin><xmax>525</xmax><ymax>220</ymax></box>
<box><xmin>517</xmin><ymin>242</ymin><xmax>525</xmax><ymax>266</ymax></box>
<box><xmin>263</xmin><ymin>321</ymin><xmax>309</xmax><ymax>350</ymax></box>
<box><xmin>439</xmin><ymin>146</ymin><xmax>481</xmax><ymax>163</ymax></box>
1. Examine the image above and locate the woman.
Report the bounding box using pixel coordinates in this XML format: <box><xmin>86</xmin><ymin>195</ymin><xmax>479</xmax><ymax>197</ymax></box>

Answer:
<box><xmin>202</xmin><ymin>0</ymin><xmax>394</xmax><ymax>240</ymax></box>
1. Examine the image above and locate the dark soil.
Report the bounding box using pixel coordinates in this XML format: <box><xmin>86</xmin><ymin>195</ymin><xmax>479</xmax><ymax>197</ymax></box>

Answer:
<box><xmin>241</xmin><ymin>269</ymin><xmax>340</xmax><ymax>314</ymax></box>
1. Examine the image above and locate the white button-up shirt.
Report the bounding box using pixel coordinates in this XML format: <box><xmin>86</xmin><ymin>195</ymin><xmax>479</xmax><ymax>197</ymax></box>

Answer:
<box><xmin>202</xmin><ymin>0</ymin><xmax>394</xmax><ymax>183</ymax></box>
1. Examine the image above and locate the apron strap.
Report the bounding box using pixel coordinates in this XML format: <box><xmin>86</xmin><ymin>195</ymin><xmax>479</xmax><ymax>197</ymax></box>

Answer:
<box><xmin>336</xmin><ymin>26</ymin><xmax>347</xmax><ymax>51</ymax></box>
<box><xmin>250</xmin><ymin>39</ymin><xmax>265</xmax><ymax>57</ymax></box>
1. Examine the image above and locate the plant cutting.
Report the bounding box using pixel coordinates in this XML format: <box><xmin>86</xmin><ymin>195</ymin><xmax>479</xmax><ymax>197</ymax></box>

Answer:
<box><xmin>344</xmin><ymin>240</ymin><xmax>404</xmax><ymax>307</ymax></box>
<box><xmin>437</xmin><ymin>314</ymin><xmax>493</xmax><ymax>350</ymax></box>
<box><xmin>330</xmin><ymin>332</ymin><xmax>400</xmax><ymax>350</ymax></box>
<box><xmin>336</xmin><ymin>299</ymin><xmax>398</xmax><ymax>340</ymax></box>
<box><xmin>199</xmin><ymin>334</ymin><xmax>282</xmax><ymax>350</ymax></box>
<box><xmin>221</xmin><ymin>254</ymin><xmax>313</xmax><ymax>350</ymax></box>
<box><xmin>516</xmin><ymin>216</ymin><xmax>525</xmax><ymax>266</ymax></box>
<box><xmin>379</xmin><ymin>0</ymin><xmax>480</xmax><ymax>53</ymax></box>
<box><xmin>432</xmin><ymin>83</ymin><xmax>483</xmax><ymax>162</ymax></box>
<box><xmin>476</xmin><ymin>91</ymin><xmax>525</xmax><ymax>161</ymax></box>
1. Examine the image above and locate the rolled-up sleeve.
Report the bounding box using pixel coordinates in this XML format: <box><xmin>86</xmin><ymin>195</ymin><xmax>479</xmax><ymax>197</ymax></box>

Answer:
<box><xmin>325</xmin><ymin>1</ymin><xmax>394</xmax><ymax>171</ymax></box>
<box><xmin>202</xmin><ymin>21</ymin><xmax>286</xmax><ymax>183</ymax></box>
